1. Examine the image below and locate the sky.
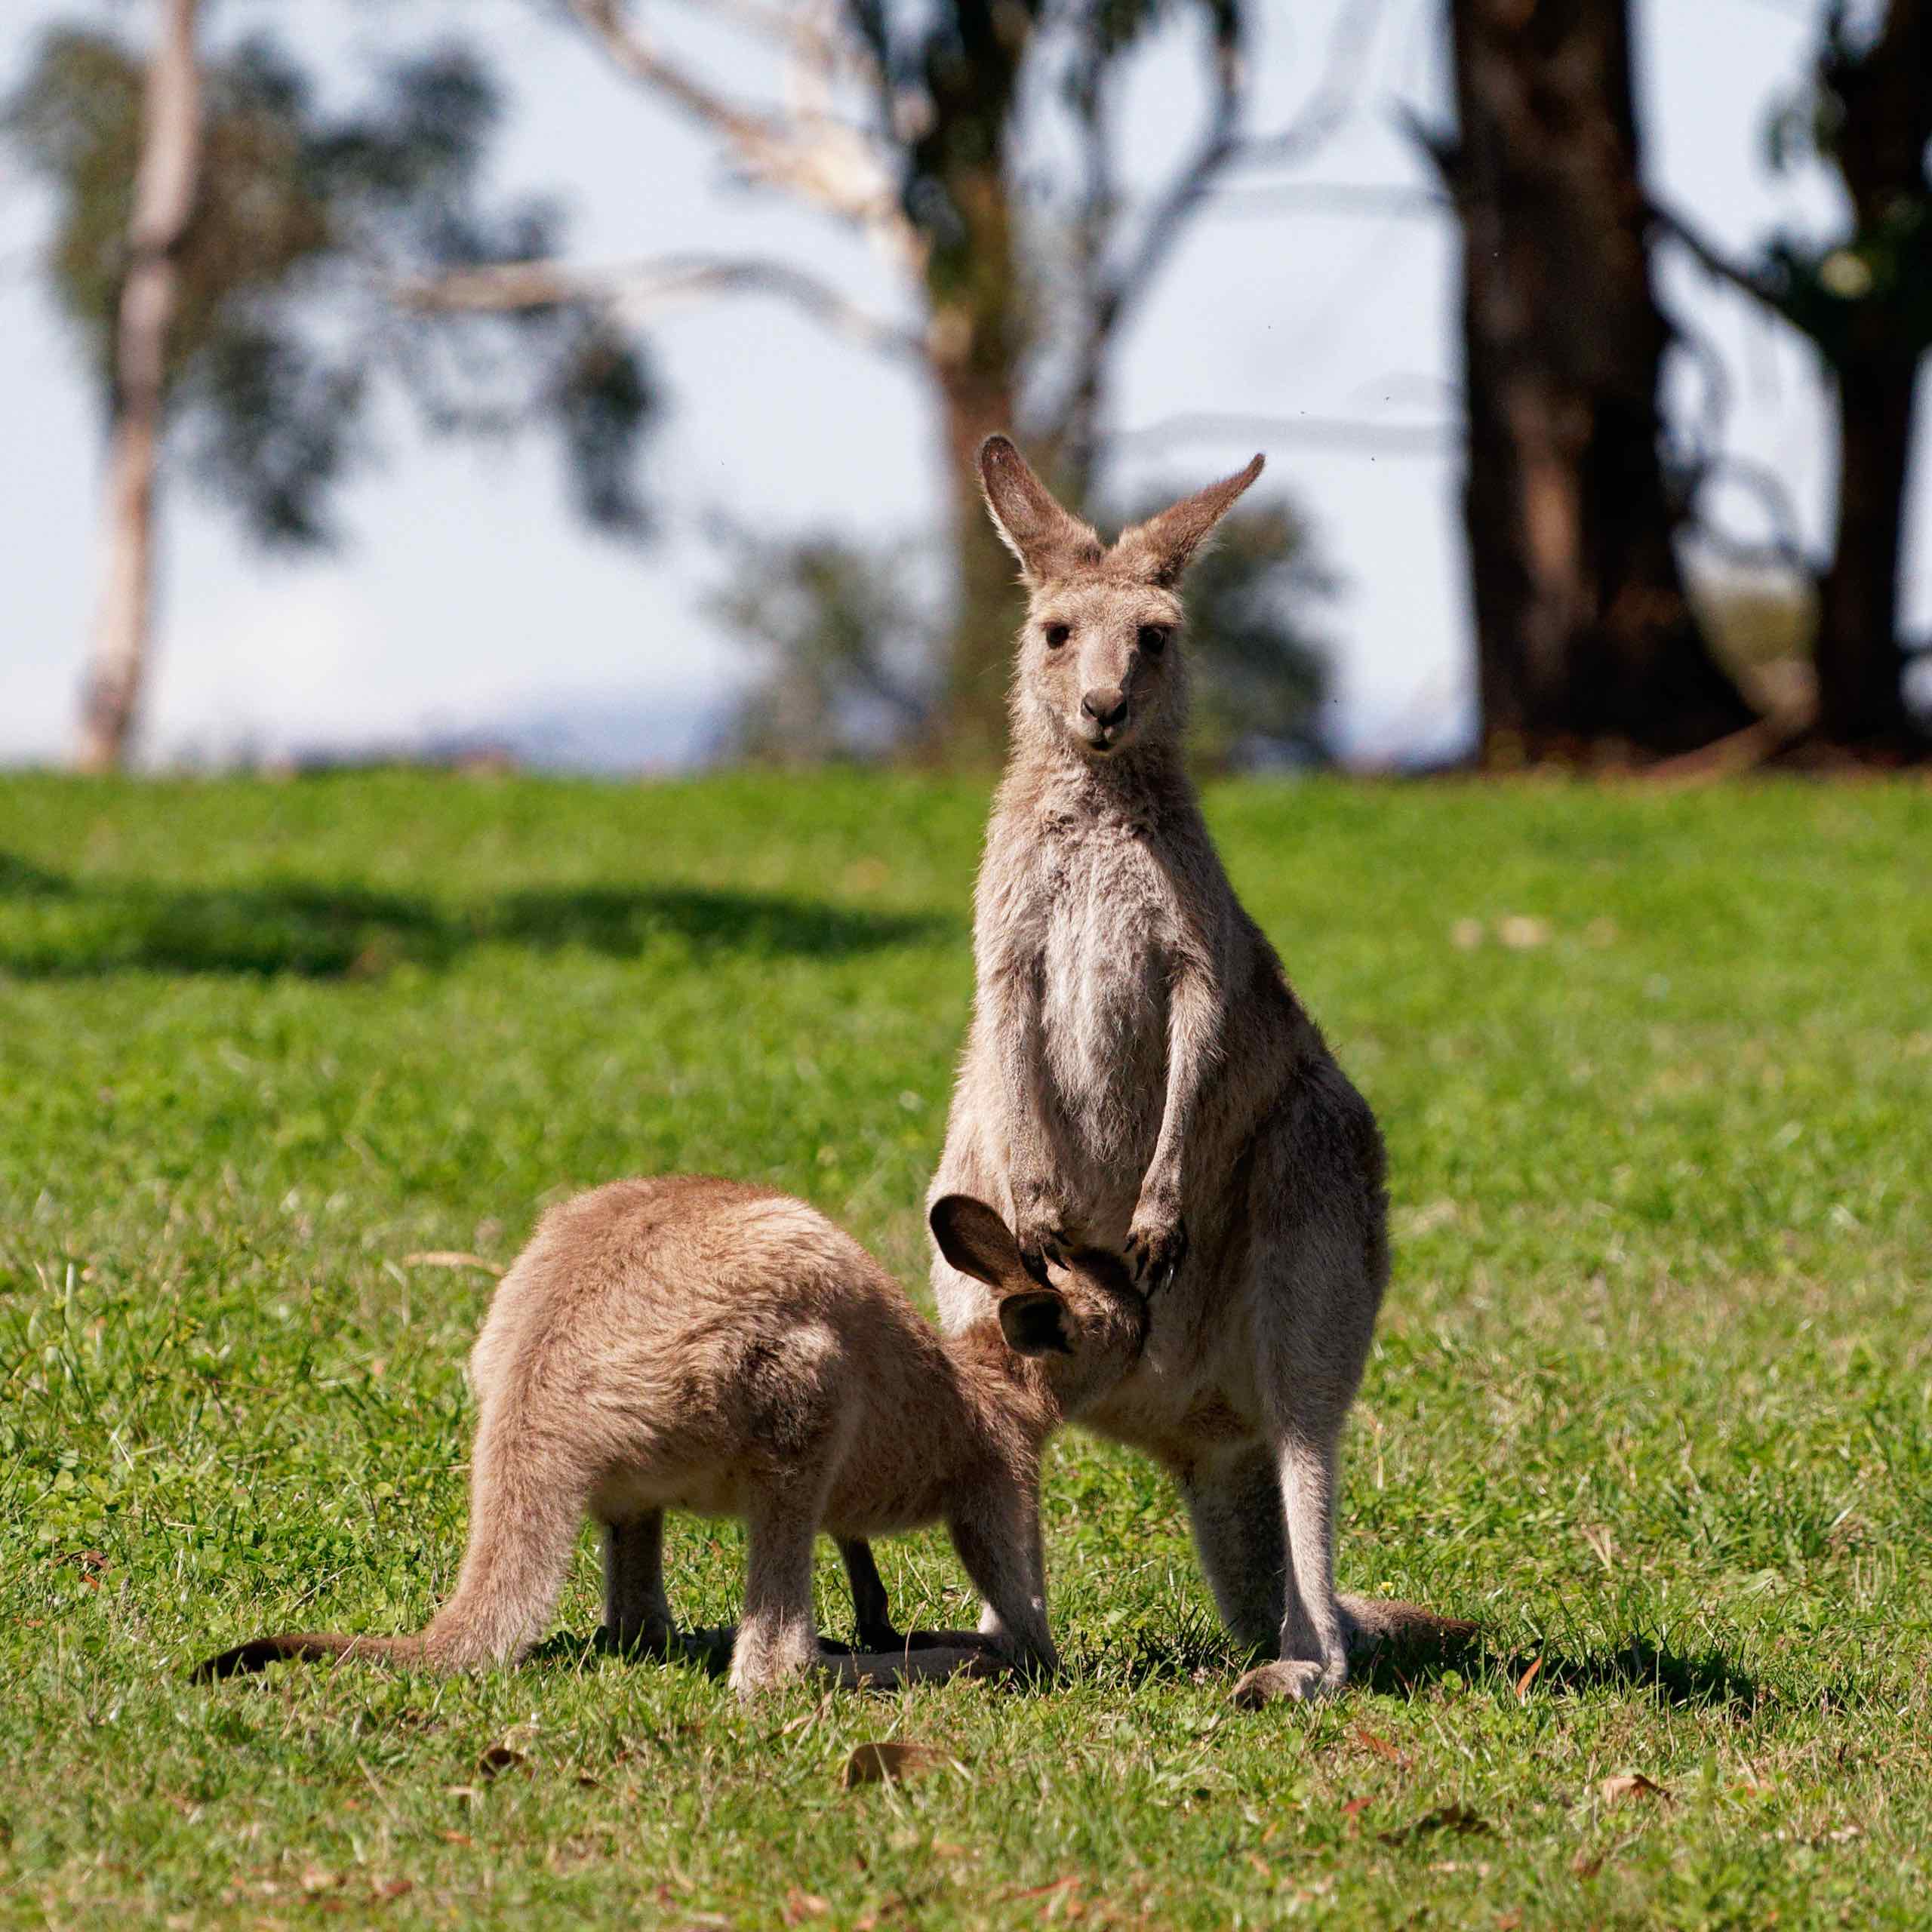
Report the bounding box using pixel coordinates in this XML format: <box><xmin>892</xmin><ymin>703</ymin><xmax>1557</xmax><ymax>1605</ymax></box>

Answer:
<box><xmin>0</xmin><ymin>0</ymin><xmax>1897</xmax><ymax>770</ymax></box>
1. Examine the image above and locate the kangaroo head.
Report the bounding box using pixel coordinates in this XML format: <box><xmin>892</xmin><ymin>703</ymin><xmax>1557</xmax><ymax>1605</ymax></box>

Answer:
<box><xmin>928</xmin><ymin>1192</ymin><xmax>1149</xmax><ymax>1413</ymax></box>
<box><xmin>977</xmin><ymin>435</ymin><xmax>1263</xmax><ymax>761</ymax></box>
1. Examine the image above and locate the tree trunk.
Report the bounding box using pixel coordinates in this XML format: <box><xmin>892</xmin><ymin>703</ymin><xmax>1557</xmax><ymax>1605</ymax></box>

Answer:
<box><xmin>900</xmin><ymin>0</ymin><xmax>1034</xmax><ymax>764</ymax></box>
<box><xmin>1446</xmin><ymin>0</ymin><xmax>1758</xmax><ymax>765</ymax></box>
<box><xmin>1816</xmin><ymin>349</ymin><xmax>1920</xmax><ymax>749</ymax></box>
<box><xmin>931</xmin><ymin>359</ymin><xmax>1023</xmax><ymax>763</ymax></box>
<box><xmin>1807</xmin><ymin>0</ymin><xmax>1932</xmax><ymax>755</ymax></box>
<box><xmin>75</xmin><ymin>0</ymin><xmax>203</xmax><ymax>775</ymax></box>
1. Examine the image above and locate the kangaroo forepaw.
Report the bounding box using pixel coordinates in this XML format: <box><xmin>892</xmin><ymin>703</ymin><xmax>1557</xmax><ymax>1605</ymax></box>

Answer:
<box><xmin>1124</xmin><ymin>1214</ymin><xmax>1187</xmax><ymax>1295</ymax></box>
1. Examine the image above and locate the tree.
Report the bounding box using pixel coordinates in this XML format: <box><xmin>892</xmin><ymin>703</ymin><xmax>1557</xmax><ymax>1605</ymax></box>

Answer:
<box><xmin>8</xmin><ymin>12</ymin><xmax>658</xmax><ymax>771</ymax></box>
<box><xmin>1425</xmin><ymin>0</ymin><xmax>1761</xmax><ymax>766</ymax></box>
<box><xmin>711</xmin><ymin>492</ymin><xmax>1332</xmax><ymax>768</ymax></box>
<box><xmin>415</xmin><ymin>0</ymin><xmax>1262</xmax><ymax>759</ymax></box>
<box><xmin>1661</xmin><ymin>0</ymin><xmax>1932</xmax><ymax>758</ymax></box>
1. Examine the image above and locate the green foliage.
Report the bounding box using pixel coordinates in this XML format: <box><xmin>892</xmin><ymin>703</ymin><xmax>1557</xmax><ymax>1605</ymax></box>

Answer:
<box><xmin>5</xmin><ymin>26</ymin><xmax>656</xmax><ymax>547</ymax></box>
<box><xmin>712</xmin><ymin>535</ymin><xmax>937</xmax><ymax>763</ymax></box>
<box><xmin>712</xmin><ymin>494</ymin><xmax>1330</xmax><ymax>767</ymax></box>
<box><xmin>2</xmin><ymin>772</ymin><xmax>1929</xmax><ymax>1926</ymax></box>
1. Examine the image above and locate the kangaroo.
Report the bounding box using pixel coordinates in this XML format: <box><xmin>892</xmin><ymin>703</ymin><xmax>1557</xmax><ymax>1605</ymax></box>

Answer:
<box><xmin>854</xmin><ymin>438</ymin><xmax>1469</xmax><ymax>1705</ymax></box>
<box><xmin>193</xmin><ymin>1176</ymin><xmax>1149</xmax><ymax>1700</ymax></box>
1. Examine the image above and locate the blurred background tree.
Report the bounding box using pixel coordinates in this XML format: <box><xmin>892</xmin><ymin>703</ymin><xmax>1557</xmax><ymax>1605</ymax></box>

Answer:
<box><xmin>7</xmin><ymin>5</ymin><xmax>659</xmax><ymax>771</ymax></box>
<box><xmin>412</xmin><ymin>0</ymin><xmax>1292</xmax><ymax>762</ymax></box>
<box><xmin>710</xmin><ymin>491</ymin><xmax>1333</xmax><ymax>768</ymax></box>
<box><xmin>1423</xmin><ymin>0</ymin><xmax>1761</xmax><ymax>768</ymax></box>
<box><xmin>1662</xmin><ymin>0</ymin><xmax>1932</xmax><ymax>759</ymax></box>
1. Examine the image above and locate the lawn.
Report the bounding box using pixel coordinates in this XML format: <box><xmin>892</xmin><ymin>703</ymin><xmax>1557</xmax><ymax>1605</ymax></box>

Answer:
<box><xmin>2</xmin><ymin>769</ymin><xmax>1928</xmax><ymax>1930</ymax></box>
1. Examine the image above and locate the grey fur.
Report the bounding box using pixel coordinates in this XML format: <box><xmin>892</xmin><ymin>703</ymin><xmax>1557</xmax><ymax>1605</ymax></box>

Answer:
<box><xmin>917</xmin><ymin>435</ymin><xmax>1463</xmax><ymax>1703</ymax></box>
<box><xmin>193</xmin><ymin>1177</ymin><xmax>1149</xmax><ymax>1700</ymax></box>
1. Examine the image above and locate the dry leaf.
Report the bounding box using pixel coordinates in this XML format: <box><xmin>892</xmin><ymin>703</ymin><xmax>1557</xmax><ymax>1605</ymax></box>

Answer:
<box><xmin>1498</xmin><ymin>915</ymin><xmax>1551</xmax><ymax>949</ymax></box>
<box><xmin>1352</xmin><ymin>1725</ymin><xmax>1413</xmax><ymax>1767</ymax></box>
<box><xmin>1341</xmin><ymin>1796</ymin><xmax>1373</xmax><ymax>1824</ymax></box>
<box><xmin>1451</xmin><ymin>918</ymin><xmax>1485</xmax><ymax>950</ymax></box>
<box><xmin>1514</xmin><ymin>1657</ymin><xmax>1543</xmax><ymax>1703</ymax></box>
<box><xmin>299</xmin><ymin>1866</ymin><xmax>342</xmax><ymax>1896</ymax></box>
<box><xmin>1379</xmin><ymin>1804</ymin><xmax>1489</xmax><ymax>1845</ymax></box>
<box><xmin>784</xmin><ymin>1890</ymin><xmax>831</xmax><ymax>1923</ymax></box>
<box><xmin>1599</xmin><ymin>1774</ymin><xmax>1670</xmax><ymax>1806</ymax></box>
<box><xmin>841</xmin><ymin>1740</ymin><xmax>956</xmax><ymax>1789</ymax></box>
<box><xmin>478</xmin><ymin>1745</ymin><xmax>528</xmax><ymax>1778</ymax></box>
<box><xmin>372</xmin><ymin>1878</ymin><xmax>414</xmax><ymax>1901</ymax></box>
<box><xmin>1571</xmin><ymin>1848</ymin><xmax>1604</xmax><ymax>1878</ymax></box>
<box><xmin>400</xmin><ymin>1251</ymin><xmax>505</xmax><ymax>1276</ymax></box>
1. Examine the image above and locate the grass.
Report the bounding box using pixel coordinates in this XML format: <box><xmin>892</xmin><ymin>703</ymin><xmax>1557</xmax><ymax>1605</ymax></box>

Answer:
<box><xmin>2</xmin><ymin>768</ymin><xmax>1929</xmax><ymax>1930</ymax></box>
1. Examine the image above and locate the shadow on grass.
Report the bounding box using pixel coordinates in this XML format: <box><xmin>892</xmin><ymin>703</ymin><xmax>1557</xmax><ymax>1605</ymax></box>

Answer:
<box><xmin>0</xmin><ymin>855</ymin><xmax>951</xmax><ymax>978</ymax></box>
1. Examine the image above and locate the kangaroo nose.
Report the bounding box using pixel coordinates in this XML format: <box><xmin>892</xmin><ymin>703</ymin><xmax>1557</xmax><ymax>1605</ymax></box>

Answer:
<box><xmin>1081</xmin><ymin>688</ymin><xmax>1129</xmax><ymax>731</ymax></box>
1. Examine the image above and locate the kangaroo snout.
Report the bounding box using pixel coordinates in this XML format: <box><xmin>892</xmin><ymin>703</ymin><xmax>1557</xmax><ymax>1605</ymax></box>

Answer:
<box><xmin>1080</xmin><ymin>688</ymin><xmax>1130</xmax><ymax>744</ymax></box>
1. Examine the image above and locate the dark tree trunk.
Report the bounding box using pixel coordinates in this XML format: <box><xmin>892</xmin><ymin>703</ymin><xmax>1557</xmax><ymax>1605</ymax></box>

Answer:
<box><xmin>1446</xmin><ymin>0</ymin><xmax>1758</xmax><ymax>765</ymax></box>
<box><xmin>1808</xmin><ymin>0</ymin><xmax>1932</xmax><ymax>755</ymax></box>
<box><xmin>1817</xmin><ymin>349</ymin><xmax>1920</xmax><ymax>748</ymax></box>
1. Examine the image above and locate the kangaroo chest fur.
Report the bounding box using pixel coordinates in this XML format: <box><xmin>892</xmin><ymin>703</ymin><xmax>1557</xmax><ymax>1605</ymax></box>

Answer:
<box><xmin>1032</xmin><ymin>815</ymin><xmax>1175</xmax><ymax>1230</ymax></box>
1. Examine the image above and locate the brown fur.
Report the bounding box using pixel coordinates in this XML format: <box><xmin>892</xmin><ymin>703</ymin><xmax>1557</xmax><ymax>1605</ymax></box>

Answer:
<box><xmin>193</xmin><ymin>1177</ymin><xmax>1147</xmax><ymax>1699</ymax></box>
<box><xmin>892</xmin><ymin>436</ymin><xmax>1471</xmax><ymax>1703</ymax></box>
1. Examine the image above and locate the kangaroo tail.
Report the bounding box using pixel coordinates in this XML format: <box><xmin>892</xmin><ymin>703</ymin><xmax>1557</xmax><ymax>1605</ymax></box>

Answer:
<box><xmin>192</xmin><ymin>1415</ymin><xmax>589</xmax><ymax>1683</ymax></box>
<box><xmin>1337</xmin><ymin>1593</ymin><xmax>1479</xmax><ymax>1659</ymax></box>
<box><xmin>192</xmin><ymin>1632</ymin><xmax>426</xmax><ymax>1681</ymax></box>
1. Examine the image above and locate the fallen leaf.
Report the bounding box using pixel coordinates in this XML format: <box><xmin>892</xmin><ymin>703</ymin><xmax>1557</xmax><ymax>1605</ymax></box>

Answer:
<box><xmin>299</xmin><ymin>1866</ymin><xmax>342</xmax><ymax>1896</ymax></box>
<box><xmin>784</xmin><ymin>1890</ymin><xmax>831</xmax><ymax>1923</ymax></box>
<box><xmin>1514</xmin><ymin>1657</ymin><xmax>1543</xmax><ymax>1703</ymax></box>
<box><xmin>400</xmin><ymin>1251</ymin><xmax>505</xmax><ymax>1276</ymax></box>
<box><xmin>1571</xmin><ymin>1849</ymin><xmax>1603</xmax><ymax>1878</ymax></box>
<box><xmin>1380</xmin><ymin>1804</ymin><xmax>1490</xmax><ymax>1845</ymax></box>
<box><xmin>842</xmin><ymin>1741</ymin><xmax>957</xmax><ymax>1789</ymax></box>
<box><xmin>478</xmin><ymin>1745</ymin><xmax>528</xmax><ymax>1778</ymax></box>
<box><xmin>1498</xmin><ymin>915</ymin><xmax>1551</xmax><ymax>949</ymax></box>
<box><xmin>575</xmin><ymin>1774</ymin><xmax>601</xmax><ymax>1789</ymax></box>
<box><xmin>1352</xmin><ymin>1725</ymin><xmax>1413</xmax><ymax>1768</ymax></box>
<box><xmin>1341</xmin><ymin>1796</ymin><xmax>1373</xmax><ymax>1824</ymax></box>
<box><xmin>372</xmin><ymin>1878</ymin><xmax>413</xmax><ymax>1901</ymax></box>
<box><xmin>438</xmin><ymin>1831</ymin><xmax>472</xmax><ymax>1847</ymax></box>
<box><xmin>1451</xmin><ymin>918</ymin><xmax>1485</xmax><ymax>950</ymax></box>
<box><xmin>1599</xmin><ymin>1774</ymin><xmax>1670</xmax><ymax>1807</ymax></box>
<box><xmin>1498</xmin><ymin>1915</ymin><xmax>1522</xmax><ymax>1930</ymax></box>
<box><xmin>1011</xmin><ymin>1878</ymin><xmax>1081</xmax><ymax>1903</ymax></box>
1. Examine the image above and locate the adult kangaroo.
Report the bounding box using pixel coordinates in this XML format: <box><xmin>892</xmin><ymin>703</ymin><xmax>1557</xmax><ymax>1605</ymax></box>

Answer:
<box><xmin>921</xmin><ymin>436</ymin><xmax>1462</xmax><ymax>1705</ymax></box>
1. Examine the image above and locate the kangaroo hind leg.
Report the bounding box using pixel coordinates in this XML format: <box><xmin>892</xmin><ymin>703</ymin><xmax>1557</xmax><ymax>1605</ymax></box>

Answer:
<box><xmin>602</xmin><ymin>1510</ymin><xmax>675</xmax><ymax>1657</ymax></box>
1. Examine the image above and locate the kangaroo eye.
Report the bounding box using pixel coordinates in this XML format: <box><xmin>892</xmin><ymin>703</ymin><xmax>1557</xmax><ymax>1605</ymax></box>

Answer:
<box><xmin>1138</xmin><ymin>625</ymin><xmax>1171</xmax><ymax>656</ymax></box>
<box><xmin>1043</xmin><ymin>623</ymin><xmax>1071</xmax><ymax>649</ymax></box>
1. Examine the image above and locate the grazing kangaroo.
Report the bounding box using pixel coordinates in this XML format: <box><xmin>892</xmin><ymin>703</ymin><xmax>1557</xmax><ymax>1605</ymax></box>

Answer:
<box><xmin>194</xmin><ymin>1177</ymin><xmax>1149</xmax><ymax>1700</ymax></box>
<box><xmin>861</xmin><ymin>437</ymin><xmax>1466</xmax><ymax>1705</ymax></box>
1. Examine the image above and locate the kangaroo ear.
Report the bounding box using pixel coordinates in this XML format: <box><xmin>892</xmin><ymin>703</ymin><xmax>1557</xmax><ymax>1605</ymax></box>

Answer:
<box><xmin>1112</xmin><ymin>454</ymin><xmax>1265</xmax><ymax>586</ymax></box>
<box><xmin>977</xmin><ymin>435</ymin><xmax>1103</xmax><ymax>585</ymax></box>
<box><xmin>929</xmin><ymin>1192</ymin><xmax>1030</xmax><ymax>1291</ymax></box>
<box><xmin>998</xmin><ymin>1289</ymin><xmax>1074</xmax><ymax>1357</ymax></box>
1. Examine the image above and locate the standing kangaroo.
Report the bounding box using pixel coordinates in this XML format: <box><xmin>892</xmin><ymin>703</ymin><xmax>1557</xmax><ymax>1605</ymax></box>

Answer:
<box><xmin>896</xmin><ymin>438</ymin><xmax>1461</xmax><ymax>1704</ymax></box>
<box><xmin>194</xmin><ymin>1177</ymin><xmax>1149</xmax><ymax>1700</ymax></box>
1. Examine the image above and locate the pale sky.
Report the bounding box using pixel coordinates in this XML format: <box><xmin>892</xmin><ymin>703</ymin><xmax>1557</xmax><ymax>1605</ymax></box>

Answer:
<box><xmin>0</xmin><ymin>0</ymin><xmax>1896</xmax><ymax>769</ymax></box>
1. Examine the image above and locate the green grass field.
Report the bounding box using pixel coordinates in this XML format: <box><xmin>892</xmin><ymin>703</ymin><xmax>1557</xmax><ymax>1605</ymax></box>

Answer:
<box><xmin>3</xmin><ymin>770</ymin><xmax>1929</xmax><ymax>1929</ymax></box>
